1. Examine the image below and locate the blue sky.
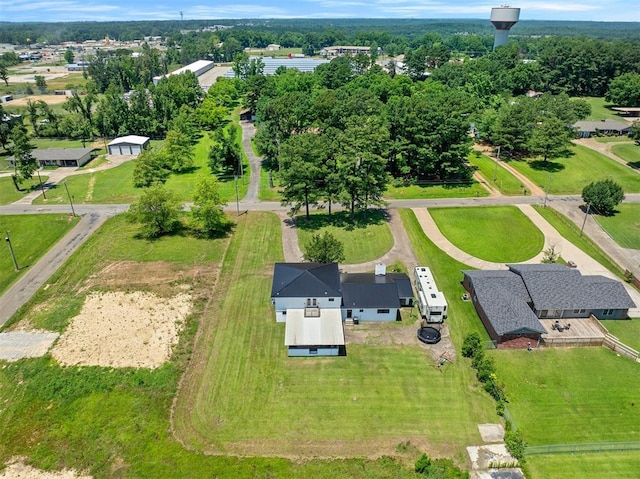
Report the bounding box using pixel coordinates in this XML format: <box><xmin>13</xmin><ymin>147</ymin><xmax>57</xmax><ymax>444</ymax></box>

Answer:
<box><xmin>0</xmin><ymin>0</ymin><xmax>638</xmax><ymax>23</ymax></box>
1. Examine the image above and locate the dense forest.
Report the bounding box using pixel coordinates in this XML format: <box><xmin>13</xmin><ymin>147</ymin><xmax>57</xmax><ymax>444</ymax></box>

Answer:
<box><xmin>1</xmin><ymin>18</ymin><xmax>639</xmax><ymax>46</ymax></box>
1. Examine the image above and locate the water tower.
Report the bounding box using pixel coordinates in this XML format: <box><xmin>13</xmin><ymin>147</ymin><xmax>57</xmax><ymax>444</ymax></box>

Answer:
<box><xmin>491</xmin><ymin>6</ymin><xmax>520</xmax><ymax>50</ymax></box>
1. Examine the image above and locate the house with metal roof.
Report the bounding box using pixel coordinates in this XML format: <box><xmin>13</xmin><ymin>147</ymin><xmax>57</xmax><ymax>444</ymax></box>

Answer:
<box><xmin>462</xmin><ymin>264</ymin><xmax>635</xmax><ymax>348</ymax></box>
<box><xmin>271</xmin><ymin>263</ymin><xmax>413</xmax><ymax>356</ymax></box>
<box><xmin>7</xmin><ymin>147</ymin><xmax>96</xmax><ymax>168</ymax></box>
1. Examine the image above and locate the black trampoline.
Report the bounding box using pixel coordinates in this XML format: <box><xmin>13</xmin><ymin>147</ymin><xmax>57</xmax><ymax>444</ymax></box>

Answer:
<box><xmin>417</xmin><ymin>326</ymin><xmax>441</xmax><ymax>345</ymax></box>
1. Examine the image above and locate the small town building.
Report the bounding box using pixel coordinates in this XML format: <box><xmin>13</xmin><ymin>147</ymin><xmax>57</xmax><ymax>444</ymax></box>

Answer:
<box><xmin>572</xmin><ymin>119</ymin><xmax>632</xmax><ymax>138</ymax></box>
<box><xmin>463</xmin><ymin>264</ymin><xmax>636</xmax><ymax>348</ymax></box>
<box><xmin>107</xmin><ymin>135</ymin><xmax>150</xmax><ymax>155</ymax></box>
<box><xmin>7</xmin><ymin>147</ymin><xmax>96</xmax><ymax>168</ymax></box>
<box><xmin>271</xmin><ymin>262</ymin><xmax>413</xmax><ymax>356</ymax></box>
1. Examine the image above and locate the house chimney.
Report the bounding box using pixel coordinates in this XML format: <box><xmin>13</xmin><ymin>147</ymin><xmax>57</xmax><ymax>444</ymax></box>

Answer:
<box><xmin>375</xmin><ymin>263</ymin><xmax>386</xmax><ymax>276</ymax></box>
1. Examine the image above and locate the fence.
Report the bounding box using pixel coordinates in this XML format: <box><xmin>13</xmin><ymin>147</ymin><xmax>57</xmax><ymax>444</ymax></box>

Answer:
<box><xmin>604</xmin><ymin>333</ymin><xmax>640</xmax><ymax>362</ymax></box>
<box><xmin>526</xmin><ymin>441</ymin><xmax>640</xmax><ymax>456</ymax></box>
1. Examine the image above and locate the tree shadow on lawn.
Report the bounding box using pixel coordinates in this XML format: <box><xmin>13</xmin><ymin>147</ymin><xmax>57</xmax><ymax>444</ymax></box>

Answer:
<box><xmin>528</xmin><ymin>160</ymin><xmax>566</xmax><ymax>173</ymax></box>
<box><xmin>293</xmin><ymin>209</ymin><xmax>388</xmax><ymax>231</ymax></box>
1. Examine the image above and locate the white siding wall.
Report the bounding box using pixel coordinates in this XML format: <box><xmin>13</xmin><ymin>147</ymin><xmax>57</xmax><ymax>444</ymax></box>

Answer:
<box><xmin>273</xmin><ymin>296</ymin><xmax>341</xmax><ymax>323</ymax></box>
<box><xmin>342</xmin><ymin>308</ymin><xmax>398</xmax><ymax>322</ymax></box>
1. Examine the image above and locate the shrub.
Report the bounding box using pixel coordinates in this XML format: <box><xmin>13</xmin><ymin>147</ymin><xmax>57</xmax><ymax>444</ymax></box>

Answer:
<box><xmin>415</xmin><ymin>453</ymin><xmax>469</xmax><ymax>478</ymax></box>
<box><xmin>581</xmin><ymin>179</ymin><xmax>624</xmax><ymax>217</ymax></box>
<box><xmin>504</xmin><ymin>423</ymin><xmax>526</xmax><ymax>462</ymax></box>
<box><xmin>461</xmin><ymin>332</ymin><xmax>482</xmax><ymax>358</ymax></box>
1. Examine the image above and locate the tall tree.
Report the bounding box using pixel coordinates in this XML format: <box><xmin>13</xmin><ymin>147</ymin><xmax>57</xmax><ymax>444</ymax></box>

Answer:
<box><xmin>189</xmin><ymin>176</ymin><xmax>231</xmax><ymax>237</ymax></box>
<box><xmin>582</xmin><ymin>179</ymin><xmax>625</xmax><ymax>216</ymax></box>
<box><xmin>25</xmin><ymin>99</ymin><xmax>40</xmax><ymax>137</ymax></box>
<box><xmin>132</xmin><ymin>149</ymin><xmax>170</xmax><ymax>188</ymax></box>
<box><xmin>127</xmin><ymin>184</ymin><xmax>182</xmax><ymax>238</ymax></box>
<box><xmin>279</xmin><ymin>132</ymin><xmax>324</xmax><ymax>220</ymax></box>
<box><xmin>527</xmin><ymin>116</ymin><xmax>574</xmax><ymax>164</ymax></box>
<box><xmin>0</xmin><ymin>63</ymin><xmax>9</xmax><ymax>86</ymax></box>
<box><xmin>9</xmin><ymin>126</ymin><xmax>37</xmax><ymax>191</ymax></box>
<box><xmin>606</xmin><ymin>73</ymin><xmax>640</xmax><ymax>107</ymax></box>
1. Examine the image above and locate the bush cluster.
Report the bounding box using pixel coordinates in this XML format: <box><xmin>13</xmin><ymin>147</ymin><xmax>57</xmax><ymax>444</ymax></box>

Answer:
<box><xmin>461</xmin><ymin>332</ymin><xmax>507</xmax><ymax>414</ymax></box>
<box><xmin>415</xmin><ymin>453</ymin><xmax>469</xmax><ymax>478</ymax></box>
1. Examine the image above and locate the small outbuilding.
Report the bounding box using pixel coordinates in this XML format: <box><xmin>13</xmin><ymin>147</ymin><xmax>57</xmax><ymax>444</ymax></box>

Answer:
<box><xmin>107</xmin><ymin>135</ymin><xmax>150</xmax><ymax>156</ymax></box>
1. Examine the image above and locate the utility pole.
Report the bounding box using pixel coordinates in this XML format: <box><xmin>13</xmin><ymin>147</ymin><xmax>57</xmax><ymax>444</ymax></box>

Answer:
<box><xmin>63</xmin><ymin>181</ymin><xmax>76</xmax><ymax>216</ymax></box>
<box><xmin>5</xmin><ymin>231</ymin><xmax>19</xmax><ymax>271</ymax></box>
<box><xmin>234</xmin><ymin>175</ymin><xmax>240</xmax><ymax>216</ymax></box>
<box><xmin>580</xmin><ymin>202</ymin><xmax>591</xmax><ymax>237</ymax></box>
<box><xmin>543</xmin><ymin>173</ymin><xmax>551</xmax><ymax>208</ymax></box>
<box><xmin>36</xmin><ymin>169</ymin><xmax>46</xmax><ymax>199</ymax></box>
<box><xmin>493</xmin><ymin>146</ymin><xmax>500</xmax><ymax>182</ymax></box>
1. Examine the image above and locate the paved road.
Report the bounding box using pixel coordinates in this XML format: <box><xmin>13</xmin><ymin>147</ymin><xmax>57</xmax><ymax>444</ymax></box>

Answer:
<box><xmin>240</xmin><ymin>120</ymin><xmax>263</xmax><ymax>203</ymax></box>
<box><xmin>0</xmin><ymin>211</ymin><xmax>115</xmax><ymax>327</ymax></box>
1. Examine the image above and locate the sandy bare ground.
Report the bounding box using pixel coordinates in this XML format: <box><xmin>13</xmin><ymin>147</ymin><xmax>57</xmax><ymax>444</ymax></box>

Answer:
<box><xmin>51</xmin><ymin>290</ymin><xmax>192</xmax><ymax>369</ymax></box>
<box><xmin>5</xmin><ymin>94</ymin><xmax>71</xmax><ymax>107</ymax></box>
<box><xmin>0</xmin><ymin>459</ymin><xmax>91</xmax><ymax>479</ymax></box>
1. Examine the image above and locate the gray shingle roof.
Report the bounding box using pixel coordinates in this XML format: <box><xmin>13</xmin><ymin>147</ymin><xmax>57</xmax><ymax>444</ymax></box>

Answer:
<box><xmin>341</xmin><ymin>282</ymin><xmax>401</xmax><ymax>309</ymax></box>
<box><xmin>8</xmin><ymin>147</ymin><xmax>95</xmax><ymax>162</ymax></box>
<box><xmin>464</xmin><ymin>270</ymin><xmax>544</xmax><ymax>335</ymax></box>
<box><xmin>341</xmin><ymin>272</ymin><xmax>413</xmax><ymax>299</ymax></box>
<box><xmin>271</xmin><ymin>263</ymin><xmax>341</xmax><ymax>298</ymax></box>
<box><xmin>572</xmin><ymin>119</ymin><xmax>632</xmax><ymax>133</ymax></box>
<box><xmin>507</xmin><ymin>264</ymin><xmax>635</xmax><ymax>310</ymax></box>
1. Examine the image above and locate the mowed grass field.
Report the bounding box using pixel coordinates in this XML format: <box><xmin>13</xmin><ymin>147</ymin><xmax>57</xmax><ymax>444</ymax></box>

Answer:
<box><xmin>35</xmin><ymin>132</ymin><xmax>248</xmax><ymax>205</ymax></box>
<box><xmin>594</xmin><ymin>203</ymin><xmax>640</xmax><ymax>249</ymax></box>
<box><xmin>173</xmin><ymin>211</ymin><xmax>495</xmax><ymax>459</ymax></box>
<box><xmin>467</xmin><ymin>153</ymin><xmax>525</xmax><ymax>195</ymax></box>
<box><xmin>296</xmin><ymin>210</ymin><xmax>394</xmax><ymax>264</ymax></box>
<box><xmin>429</xmin><ymin>206</ymin><xmax>544</xmax><ymax>263</ymax></box>
<box><xmin>602</xmin><ymin>318</ymin><xmax>640</xmax><ymax>352</ymax></box>
<box><xmin>0</xmin><ymin>176</ymin><xmax>48</xmax><ymax>205</ymax></box>
<box><xmin>0</xmin><ymin>214</ymin><xmax>78</xmax><ymax>296</ymax></box>
<box><xmin>611</xmin><ymin>143</ymin><xmax>640</xmax><ymax>168</ymax></box>
<box><xmin>533</xmin><ymin>205</ymin><xmax>624</xmax><ymax>278</ymax></box>
<box><xmin>384</xmin><ymin>181</ymin><xmax>488</xmax><ymax>199</ymax></box>
<box><xmin>492</xmin><ymin>346</ymin><xmax>640</xmax><ymax>479</ymax></box>
<box><xmin>579</xmin><ymin>97</ymin><xmax>619</xmax><ymax>121</ymax></box>
<box><xmin>506</xmin><ymin>144</ymin><xmax>640</xmax><ymax>194</ymax></box>
<box><xmin>1</xmin><ymin>213</ymin><xmax>426</xmax><ymax>477</ymax></box>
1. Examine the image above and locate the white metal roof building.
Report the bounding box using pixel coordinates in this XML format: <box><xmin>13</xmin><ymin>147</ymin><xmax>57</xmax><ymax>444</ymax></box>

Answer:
<box><xmin>285</xmin><ymin>309</ymin><xmax>345</xmax><ymax>357</ymax></box>
<box><xmin>153</xmin><ymin>60</ymin><xmax>215</xmax><ymax>86</ymax></box>
<box><xmin>107</xmin><ymin>135</ymin><xmax>150</xmax><ymax>155</ymax></box>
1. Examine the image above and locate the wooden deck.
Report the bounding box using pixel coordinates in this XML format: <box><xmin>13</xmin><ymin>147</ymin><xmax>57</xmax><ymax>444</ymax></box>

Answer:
<box><xmin>540</xmin><ymin>317</ymin><xmax>606</xmax><ymax>347</ymax></box>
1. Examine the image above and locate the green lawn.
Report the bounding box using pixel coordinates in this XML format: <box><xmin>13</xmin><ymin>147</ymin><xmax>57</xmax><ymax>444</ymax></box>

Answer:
<box><xmin>174</xmin><ymin>211</ymin><xmax>495</xmax><ymax>460</ymax></box>
<box><xmin>534</xmin><ymin>205</ymin><xmax>625</xmax><ymax>277</ymax></box>
<box><xmin>492</xmin><ymin>347</ymin><xmax>640</xmax><ymax>446</ymax></box>
<box><xmin>295</xmin><ymin>210</ymin><xmax>393</xmax><ymax>264</ymax></box>
<box><xmin>527</xmin><ymin>452</ymin><xmax>640</xmax><ymax>479</ymax></box>
<box><xmin>259</xmin><ymin>167</ymin><xmax>282</xmax><ymax>201</ymax></box>
<box><xmin>0</xmin><ymin>175</ymin><xmax>48</xmax><ymax>205</ymax></box>
<box><xmin>595</xmin><ymin>137</ymin><xmax>634</xmax><ymax>143</ymax></box>
<box><xmin>0</xmin><ymin>214</ymin><xmax>78</xmax><ymax>296</ymax></box>
<box><xmin>429</xmin><ymin>206</ymin><xmax>544</xmax><ymax>263</ymax></box>
<box><xmin>611</xmin><ymin>143</ymin><xmax>640</xmax><ymax>168</ymax></box>
<box><xmin>580</xmin><ymin>97</ymin><xmax>619</xmax><ymax>121</ymax></box>
<box><xmin>601</xmin><ymin>318</ymin><xmax>640</xmax><ymax>352</ymax></box>
<box><xmin>506</xmin><ymin>144</ymin><xmax>640</xmax><ymax>194</ymax></box>
<box><xmin>384</xmin><ymin>180</ymin><xmax>488</xmax><ymax>199</ymax></box>
<box><xmin>594</xmin><ymin>203</ymin><xmax>640</xmax><ymax>249</ymax></box>
<box><xmin>399</xmin><ymin>209</ymin><xmax>491</xmax><ymax>345</ymax></box>
<box><xmin>467</xmin><ymin>152</ymin><xmax>526</xmax><ymax>195</ymax></box>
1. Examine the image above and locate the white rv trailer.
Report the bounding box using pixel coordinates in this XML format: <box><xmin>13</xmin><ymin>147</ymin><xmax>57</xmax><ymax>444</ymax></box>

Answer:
<box><xmin>414</xmin><ymin>266</ymin><xmax>448</xmax><ymax>322</ymax></box>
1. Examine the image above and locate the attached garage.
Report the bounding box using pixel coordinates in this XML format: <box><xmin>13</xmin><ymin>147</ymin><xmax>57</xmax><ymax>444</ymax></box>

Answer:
<box><xmin>107</xmin><ymin>135</ymin><xmax>150</xmax><ymax>156</ymax></box>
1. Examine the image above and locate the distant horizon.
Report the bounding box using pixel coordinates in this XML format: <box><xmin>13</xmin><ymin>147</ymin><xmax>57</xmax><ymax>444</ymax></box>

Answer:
<box><xmin>0</xmin><ymin>0</ymin><xmax>638</xmax><ymax>24</ymax></box>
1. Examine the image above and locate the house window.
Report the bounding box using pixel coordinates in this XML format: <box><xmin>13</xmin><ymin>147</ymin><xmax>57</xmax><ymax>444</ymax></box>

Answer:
<box><xmin>328</xmin><ymin>298</ymin><xmax>335</xmax><ymax>302</ymax></box>
<box><xmin>377</xmin><ymin>309</ymin><xmax>390</xmax><ymax>314</ymax></box>
<box><xmin>309</xmin><ymin>347</ymin><xmax>318</xmax><ymax>355</ymax></box>
<box><xmin>359</xmin><ymin>309</ymin><xmax>364</xmax><ymax>312</ymax></box>
<box><xmin>282</xmin><ymin>311</ymin><xmax>286</xmax><ymax>315</ymax></box>
<box><xmin>603</xmin><ymin>309</ymin><xmax>614</xmax><ymax>315</ymax></box>
<box><xmin>573</xmin><ymin>309</ymin><xmax>587</xmax><ymax>314</ymax></box>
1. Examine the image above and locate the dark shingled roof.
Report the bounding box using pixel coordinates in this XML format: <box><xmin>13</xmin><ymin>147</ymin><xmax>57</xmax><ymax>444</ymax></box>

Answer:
<box><xmin>341</xmin><ymin>282</ymin><xmax>401</xmax><ymax>309</ymax></box>
<box><xmin>341</xmin><ymin>272</ymin><xmax>413</xmax><ymax>300</ymax></box>
<box><xmin>507</xmin><ymin>264</ymin><xmax>636</xmax><ymax>310</ymax></box>
<box><xmin>271</xmin><ymin>263</ymin><xmax>341</xmax><ymax>298</ymax></box>
<box><xmin>463</xmin><ymin>270</ymin><xmax>544</xmax><ymax>335</ymax></box>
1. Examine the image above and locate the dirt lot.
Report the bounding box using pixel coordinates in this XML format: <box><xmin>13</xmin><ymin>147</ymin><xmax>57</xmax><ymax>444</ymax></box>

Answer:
<box><xmin>51</xmin><ymin>290</ymin><xmax>192</xmax><ymax>369</ymax></box>
<box><xmin>6</xmin><ymin>94</ymin><xmax>71</xmax><ymax>107</ymax></box>
<box><xmin>0</xmin><ymin>459</ymin><xmax>91</xmax><ymax>479</ymax></box>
